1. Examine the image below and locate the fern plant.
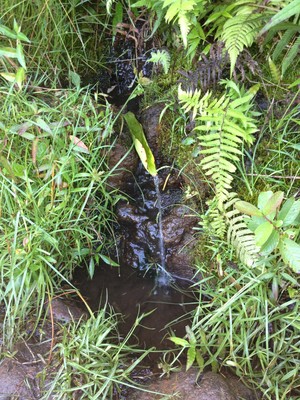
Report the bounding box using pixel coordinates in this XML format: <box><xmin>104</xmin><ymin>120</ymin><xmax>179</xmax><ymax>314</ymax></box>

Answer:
<box><xmin>147</xmin><ymin>49</ymin><xmax>171</xmax><ymax>74</ymax></box>
<box><xmin>221</xmin><ymin>12</ymin><xmax>262</xmax><ymax>76</ymax></box>
<box><xmin>225</xmin><ymin>193</ymin><xmax>260</xmax><ymax>267</ymax></box>
<box><xmin>178</xmin><ymin>80</ymin><xmax>259</xmax><ymax>207</ymax></box>
<box><xmin>179</xmin><ymin>80</ymin><xmax>261</xmax><ymax>267</ymax></box>
<box><xmin>132</xmin><ymin>0</ymin><xmax>207</xmax><ymax>47</ymax></box>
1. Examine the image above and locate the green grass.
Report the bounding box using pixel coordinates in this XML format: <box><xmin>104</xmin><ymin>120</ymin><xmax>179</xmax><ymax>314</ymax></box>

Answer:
<box><xmin>0</xmin><ymin>0</ymin><xmax>109</xmax><ymax>86</ymax></box>
<box><xmin>0</xmin><ymin>84</ymin><xmax>121</xmax><ymax>345</ymax></box>
<box><xmin>191</xmin><ymin>261</ymin><xmax>300</xmax><ymax>399</ymax></box>
<box><xmin>42</xmin><ymin>305</ymin><xmax>152</xmax><ymax>399</ymax></box>
<box><xmin>1</xmin><ymin>1</ymin><xmax>300</xmax><ymax>399</ymax></box>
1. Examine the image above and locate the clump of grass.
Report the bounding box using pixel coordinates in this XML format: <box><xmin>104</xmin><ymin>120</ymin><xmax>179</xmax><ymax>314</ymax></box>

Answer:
<box><xmin>0</xmin><ymin>84</ymin><xmax>120</xmax><ymax>345</ymax></box>
<box><xmin>42</xmin><ymin>305</ymin><xmax>152</xmax><ymax>399</ymax></box>
<box><xmin>192</xmin><ymin>259</ymin><xmax>300</xmax><ymax>399</ymax></box>
<box><xmin>0</xmin><ymin>0</ymin><xmax>109</xmax><ymax>86</ymax></box>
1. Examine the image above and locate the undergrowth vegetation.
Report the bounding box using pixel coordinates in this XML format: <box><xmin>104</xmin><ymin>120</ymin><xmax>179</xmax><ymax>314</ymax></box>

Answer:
<box><xmin>0</xmin><ymin>0</ymin><xmax>299</xmax><ymax>399</ymax></box>
<box><xmin>0</xmin><ymin>85</ymin><xmax>120</xmax><ymax>344</ymax></box>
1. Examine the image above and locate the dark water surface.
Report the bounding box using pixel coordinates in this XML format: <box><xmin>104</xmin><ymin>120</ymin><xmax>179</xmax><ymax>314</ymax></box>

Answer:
<box><xmin>74</xmin><ymin>265</ymin><xmax>197</xmax><ymax>353</ymax></box>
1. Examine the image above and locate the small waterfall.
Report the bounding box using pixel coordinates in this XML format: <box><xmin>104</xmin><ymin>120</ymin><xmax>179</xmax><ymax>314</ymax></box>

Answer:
<box><xmin>153</xmin><ymin>175</ymin><xmax>169</xmax><ymax>287</ymax></box>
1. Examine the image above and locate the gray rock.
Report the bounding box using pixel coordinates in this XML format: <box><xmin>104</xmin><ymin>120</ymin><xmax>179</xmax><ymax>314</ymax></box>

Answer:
<box><xmin>130</xmin><ymin>369</ymin><xmax>258</xmax><ymax>400</ymax></box>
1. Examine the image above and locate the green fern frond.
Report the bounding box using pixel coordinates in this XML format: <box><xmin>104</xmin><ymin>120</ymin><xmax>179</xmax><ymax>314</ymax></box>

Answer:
<box><xmin>178</xmin><ymin>84</ymin><xmax>202</xmax><ymax>119</ymax></box>
<box><xmin>221</xmin><ymin>14</ymin><xmax>262</xmax><ymax>76</ymax></box>
<box><xmin>196</xmin><ymin>95</ymin><xmax>256</xmax><ymax>205</ymax></box>
<box><xmin>225</xmin><ymin>199</ymin><xmax>260</xmax><ymax>267</ymax></box>
<box><xmin>226</xmin><ymin>210</ymin><xmax>260</xmax><ymax>267</ymax></box>
<box><xmin>179</xmin><ymin>83</ymin><xmax>258</xmax><ymax>207</ymax></box>
<box><xmin>148</xmin><ymin>49</ymin><xmax>171</xmax><ymax>74</ymax></box>
<box><xmin>163</xmin><ymin>0</ymin><xmax>198</xmax><ymax>47</ymax></box>
<box><xmin>268</xmin><ymin>57</ymin><xmax>281</xmax><ymax>83</ymax></box>
<box><xmin>202</xmin><ymin>199</ymin><xmax>227</xmax><ymax>238</ymax></box>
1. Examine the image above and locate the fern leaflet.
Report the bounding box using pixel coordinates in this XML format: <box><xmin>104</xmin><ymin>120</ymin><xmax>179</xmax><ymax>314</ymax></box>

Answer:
<box><xmin>221</xmin><ymin>14</ymin><xmax>262</xmax><ymax>75</ymax></box>
<box><xmin>148</xmin><ymin>49</ymin><xmax>171</xmax><ymax>74</ymax></box>
<box><xmin>225</xmin><ymin>199</ymin><xmax>260</xmax><ymax>267</ymax></box>
<box><xmin>179</xmin><ymin>84</ymin><xmax>257</xmax><ymax>207</ymax></box>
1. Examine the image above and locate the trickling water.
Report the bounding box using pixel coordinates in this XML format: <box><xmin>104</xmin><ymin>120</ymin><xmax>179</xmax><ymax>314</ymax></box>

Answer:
<box><xmin>153</xmin><ymin>175</ymin><xmax>169</xmax><ymax>287</ymax></box>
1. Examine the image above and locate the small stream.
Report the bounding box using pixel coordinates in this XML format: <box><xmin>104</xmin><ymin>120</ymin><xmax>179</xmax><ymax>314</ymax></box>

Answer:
<box><xmin>153</xmin><ymin>174</ymin><xmax>169</xmax><ymax>287</ymax></box>
<box><xmin>74</xmin><ymin>157</ymin><xmax>199</xmax><ymax>353</ymax></box>
<box><xmin>76</xmin><ymin>34</ymin><xmax>201</xmax><ymax>357</ymax></box>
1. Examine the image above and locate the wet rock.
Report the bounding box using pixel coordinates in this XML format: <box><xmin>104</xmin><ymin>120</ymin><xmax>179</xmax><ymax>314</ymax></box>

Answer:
<box><xmin>130</xmin><ymin>369</ymin><xmax>258</xmax><ymax>400</ymax></box>
<box><xmin>107</xmin><ymin>142</ymin><xmax>139</xmax><ymax>191</ymax></box>
<box><xmin>45</xmin><ymin>297</ymin><xmax>85</xmax><ymax>323</ymax></box>
<box><xmin>163</xmin><ymin>206</ymin><xmax>199</xmax><ymax>280</ymax></box>
<box><xmin>117</xmin><ymin>203</ymin><xmax>149</xmax><ymax>225</ymax></box>
<box><xmin>0</xmin><ymin>358</ymin><xmax>39</xmax><ymax>399</ymax></box>
<box><xmin>140</xmin><ymin>103</ymin><xmax>165</xmax><ymax>160</ymax></box>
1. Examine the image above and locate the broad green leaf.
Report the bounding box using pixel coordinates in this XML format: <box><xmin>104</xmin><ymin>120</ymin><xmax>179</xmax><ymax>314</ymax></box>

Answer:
<box><xmin>260</xmin><ymin>229</ymin><xmax>280</xmax><ymax>255</ymax></box>
<box><xmin>278</xmin><ymin>198</ymin><xmax>300</xmax><ymax>226</ymax></box>
<box><xmin>235</xmin><ymin>201</ymin><xmax>263</xmax><ymax>216</ymax></box>
<box><xmin>0</xmin><ymin>24</ymin><xmax>18</xmax><ymax>39</ymax></box>
<box><xmin>17</xmin><ymin>32</ymin><xmax>30</xmax><ymax>43</ymax></box>
<box><xmin>15</xmin><ymin>67</ymin><xmax>25</xmax><ymax>90</ymax></box>
<box><xmin>12</xmin><ymin>163</ymin><xmax>26</xmax><ymax>178</ymax></box>
<box><xmin>35</xmin><ymin>117</ymin><xmax>52</xmax><ymax>134</ymax></box>
<box><xmin>0</xmin><ymin>72</ymin><xmax>16</xmax><ymax>82</ymax></box>
<box><xmin>278</xmin><ymin>197</ymin><xmax>294</xmax><ymax>220</ymax></box>
<box><xmin>186</xmin><ymin>346</ymin><xmax>196</xmax><ymax>371</ymax></box>
<box><xmin>289</xmin><ymin>78</ymin><xmax>300</xmax><ymax>88</ymax></box>
<box><xmin>169</xmin><ymin>337</ymin><xmax>190</xmax><ymax>347</ymax></box>
<box><xmin>257</xmin><ymin>191</ymin><xmax>273</xmax><ymax>211</ymax></box>
<box><xmin>289</xmin><ymin>143</ymin><xmax>300</xmax><ymax>151</ymax></box>
<box><xmin>16</xmin><ymin>42</ymin><xmax>26</xmax><ymax>69</ymax></box>
<box><xmin>99</xmin><ymin>254</ymin><xmax>119</xmax><ymax>267</ymax></box>
<box><xmin>262</xmin><ymin>191</ymin><xmax>284</xmax><ymax>215</ymax></box>
<box><xmin>279</xmin><ymin>237</ymin><xmax>300</xmax><ymax>273</ymax></box>
<box><xmin>255</xmin><ymin>221</ymin><xmax>274</xmax><ymax>247</ymax></box>
<box><xmin>260</xmin><ymin>0</ymin><xmax>300</xmax><ymax>34</ymax></box>
<box><xmin>124</xmin><ymin>112</ymin><xmax>157</xmax><ymax>177</ymax></box>
<box><xmin>0</xmin><ymin>46</ymin><xmax>18</xmax><ymax>58</ymax></box>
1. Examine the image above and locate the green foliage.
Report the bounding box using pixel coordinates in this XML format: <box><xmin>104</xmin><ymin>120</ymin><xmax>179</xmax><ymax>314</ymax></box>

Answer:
<box><xmin>169</xmin><ymin>325</ymin><xmax>205</xmax><ymax>372</ymax></box>
<box><xmin>188</xmin><ymin>263</ymin><xmax>300</xmax><ymax>399</ymax></box>
<box><xmin>260</xmin><ymin>0</ymin><xmax>300</xmax><ymax>78</ymax></box>
<box><xmin>260</xmin><ymin>0</ymin><xmax>300</xmax><ymax>34</ymax></box>
<box><xmin>0</xmin><ymin>86</ymin><xmax>119</xmax><ymax>344</ymax></box>
<box><xmin>0</xmin><ymin>20</ymin><xmax>29</xmax><ymax>89</ymax></box>
<box><xmin>132</xmin><ymin>0</ymin><xmax>207</xmax><ymax>47</ymax></box>
<box><xmin>225</xmin><ymin>194</ymin><xmax>260</xmax><ymax>267</ymax></box>
<box><xmin>221</xmin><ymin>12</ymin><xmax>262</xmax><ymax>76</ymax></box>
<box><xmin>236</xmin><ymin>191</ymin><xmax>300</xmax><ymax>273</ymax></box>
<box><xmin>147</xmin><ymin>49</ymin><xmax>171</xmax><ymax>74</ymax></box>
<box><xmin>124</xmin><ymin>111</ymin><xmax>157</xmax><ymax>177</ymax></box>
<box><xmin>43</xmin><ymin>307</ymin><xmax>150</xmax><ymax>399</ymax></box>
<box><xmin>178</xmin><ymin>80</ymin><xmax>258</xmax><ymax>207</ymax></box>
<box><xmin>0</xmin><ymin>0</ymin><xmax>108</xmax><ymax>85</ymax></box>
<box><xmin>268</xmin><ymin>56</ymin><xmax>281</xmax><ymax>83</ymax></box>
